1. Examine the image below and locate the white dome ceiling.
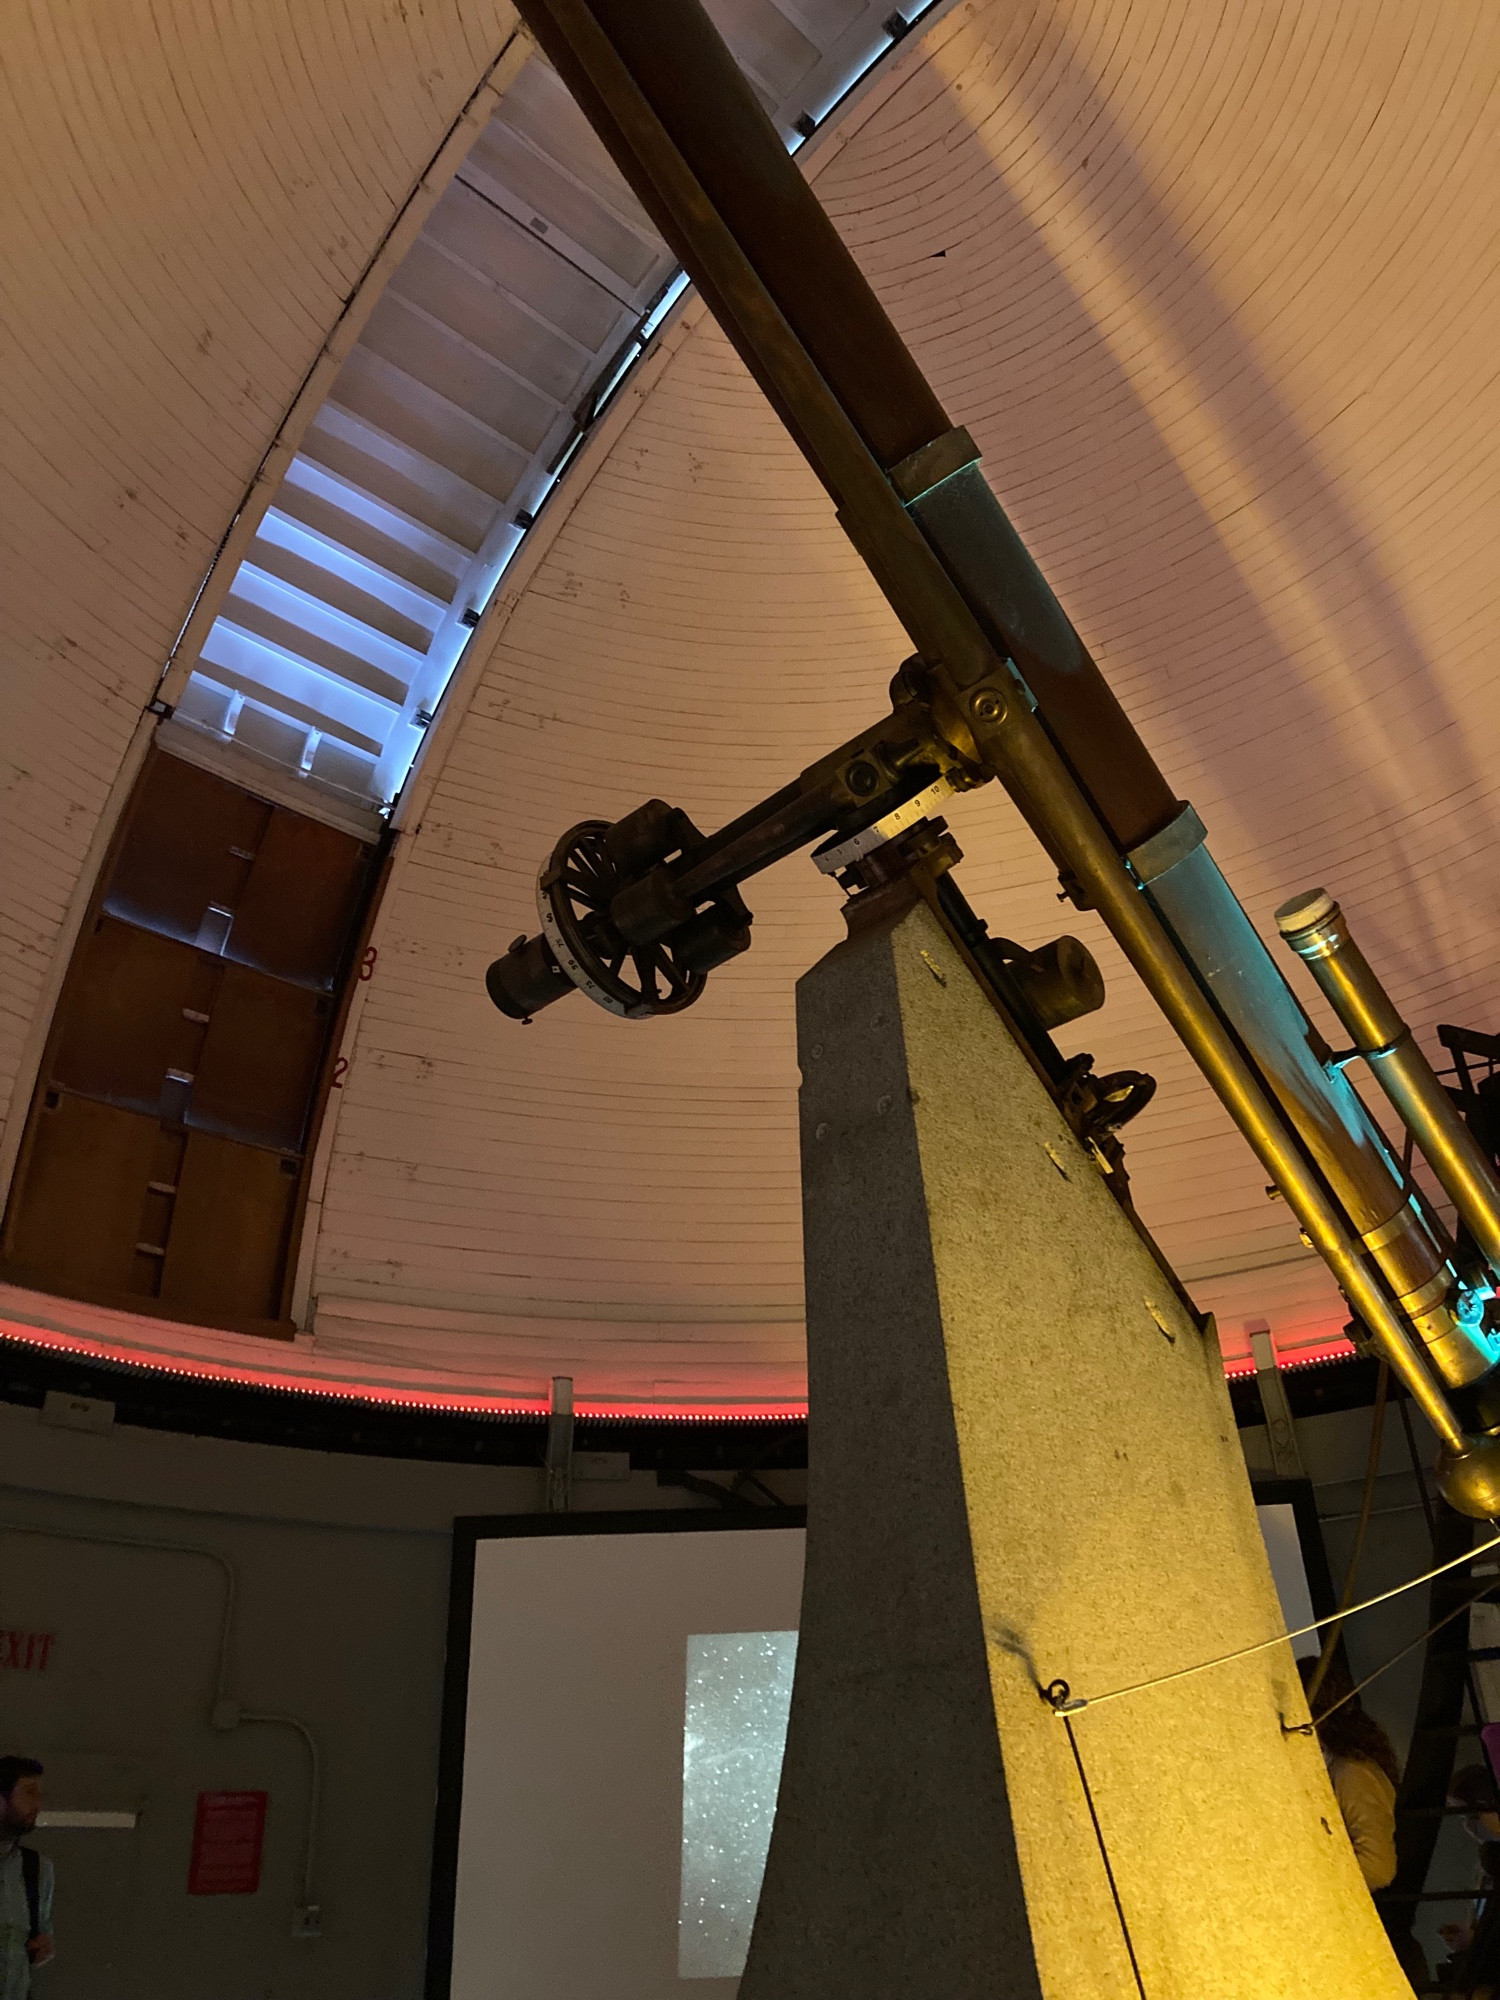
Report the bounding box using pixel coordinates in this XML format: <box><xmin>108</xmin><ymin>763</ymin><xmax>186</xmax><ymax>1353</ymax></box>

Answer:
<box><xmin>0</xmin><ymin>0</ymin><xmax>519</xmax><ymax>1173</ymax></box>
<box><xmin>6</xmin><ymin>0</ymin><xmax>1500</xmax><ymax>1414</ymax></box>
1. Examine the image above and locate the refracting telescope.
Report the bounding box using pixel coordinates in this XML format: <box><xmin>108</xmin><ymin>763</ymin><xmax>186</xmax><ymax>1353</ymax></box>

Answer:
<box><xmin>485</xmin><ymin>0</ymin><xmax>1500</xmax><ymax>1516</ymax></box>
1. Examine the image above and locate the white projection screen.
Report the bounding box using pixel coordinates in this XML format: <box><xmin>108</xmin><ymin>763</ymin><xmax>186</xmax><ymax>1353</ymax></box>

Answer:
<box><xmin>428</xmin><ymin>1494</ymin><xmax>1325</xmax><ymax>1997</ymax></box>
<box><xmin>1256</xmin><ymin>1501</ymin><xmax>1318</xmax><ymax>1639</ymax></box>
<box><xmin>432</xmin><ymin>1513</ymin><xmax>806</xmax><ymax>2000</ymax></box>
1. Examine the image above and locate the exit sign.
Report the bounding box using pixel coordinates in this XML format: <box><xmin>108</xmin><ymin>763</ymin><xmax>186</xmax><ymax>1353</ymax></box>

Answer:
<box><xmin>0</xmin><ymin>1631</ymin><xmax>54</xmax><ymax>1672</ymax></box>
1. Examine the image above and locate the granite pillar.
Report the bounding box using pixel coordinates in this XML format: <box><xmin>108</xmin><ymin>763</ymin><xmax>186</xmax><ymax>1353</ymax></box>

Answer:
<box><xmin>740</xmin><ymin>892</ymin><xmax>1410</xmax><ymax>1999</ymax></box>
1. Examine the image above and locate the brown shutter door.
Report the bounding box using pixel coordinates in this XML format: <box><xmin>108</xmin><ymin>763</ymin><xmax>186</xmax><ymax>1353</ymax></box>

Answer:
<box><xmin>1</xmin><ymin>746</ymin><xmax>381</xmax><ymax>1333</ymax></box>
<box><xmin>4</xmin><ymin>1096</ymin><xmax>171</xmax><ymax>1297</ymax></box>
<box><xmin>159</xmin><ymin>1137</ymin><xmax>302</xmax><ymax>1322</ymax></box>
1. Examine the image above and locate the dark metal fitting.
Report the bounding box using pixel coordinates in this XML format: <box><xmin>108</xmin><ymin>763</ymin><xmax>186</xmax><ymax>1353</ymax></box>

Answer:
<box><xmin>1057</xmin><ymin>1058</ymin><xmax>1157</xmax><ymax>1140</ymax></box>
<box><xmin>997</xmin><ymin>935</ymin><xmax>1106</xmax><ymax>1033</ymax></box>
<box><xmin>670</xmin><ymin>899</ymin><xmax>753</xmax><ymax>976</ymax></box>
<box><xmin>610</xmin><ymin>867</ymin><xmax>692</xmax><ymax>946</ymax></box>
<box><xmin>843</xmin><ymin>759</ymin><xmax>883</xmax><ymax>797</ymax></box>
<box><xmin>1042</xmin><ymin>1678</ymin><xmax>1086</xmax><ymax>1714</ymax></box>
<box><xmin>888</xmin><ymin>425</ymin><xmax>981</xmax><ymax>505</ymax></box>
<box><xmin>888</xmin><ymin>656</ymin><xmax>927</xmax><ymax>706</ymax></box>
<box><xmin>836</xmin><ymin>819</ymin><xmax>961</xmax><ymax>900</ymax></box>
<box><xmin>1342</xmin><ymin>1315</ymin><xmax>1378</xmax><ymax>1359</ymax></box>
<box><xmin>603</xmin><ymin>797</ymin><xmax>699</xmax><ymax>878</ymax></box>
<box><xmin>1056</xmin><ymin>866</ymin><xmax>1095</xmax><ymax>912</ymax></box>
<box><xmin>969</xmin><ymin>688</ymin><xmax>1007</xmax><ymax>724</ymax></box>
<box><xmin>485</xmin><ymin>933</ymin><xmax>572</xmax><ymax>1020</ymax></box>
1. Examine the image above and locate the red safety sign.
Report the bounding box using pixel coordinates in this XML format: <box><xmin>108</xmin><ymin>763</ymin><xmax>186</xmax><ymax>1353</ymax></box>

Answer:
<box><xmin>188</xmin><ymin>1790</ymin><xmax>268</xmax><ymax>1895</ymax></box>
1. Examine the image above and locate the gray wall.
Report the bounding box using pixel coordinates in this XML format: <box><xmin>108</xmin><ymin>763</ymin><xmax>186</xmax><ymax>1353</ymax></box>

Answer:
<box><xmin>0</xmin><ymin>1399</ymin><xmax>791</xmax><ymax>2000</ymax></box>
<box><xmin>1241</xmin><ymin>1391</ymin><xmax>1484</xmax><ymax>1972</ymax></box>
<box><xmin>0</xmin><ymin>1381</ymin><xmax>1466</xmax><ymax>1996</ymax></box>
<box><xmin>1241</xmin><ymin>1395</ymin><xmax>1443</xmax><ymax>1762</ymax></box>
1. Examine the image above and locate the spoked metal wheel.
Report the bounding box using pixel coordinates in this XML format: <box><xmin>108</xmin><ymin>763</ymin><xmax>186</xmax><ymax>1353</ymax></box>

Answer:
<box><xmin>537</xmin><ymin>821</ymin><xmax>706</xmax><ymax>1019</ymax></box>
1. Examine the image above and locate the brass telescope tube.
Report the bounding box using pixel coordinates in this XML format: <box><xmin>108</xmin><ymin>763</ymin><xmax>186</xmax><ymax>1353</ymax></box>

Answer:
<box><xmin>895</xmin><ymin>439</ymin><xmax>1486</xmax><ymax>1390</ymax></box>
<box><xmin>510</xmin><ymin>0</ymin><xmax>1500</xmax><ymax>1507</ymax></box>
<box><xmin>1278</xmin><ymin>891</ymin><xmax>1500</xmax><ymax>1294</ymax></box>
<box><xmin>952</xmin><ymin>677</ymin><xmax>1496</xmax><ymax>1488</ymax></box>
<box><xmin>1122</xmin><ymin>810</ymin><xmax>1487</xmax><ymax>1391</ymax></box>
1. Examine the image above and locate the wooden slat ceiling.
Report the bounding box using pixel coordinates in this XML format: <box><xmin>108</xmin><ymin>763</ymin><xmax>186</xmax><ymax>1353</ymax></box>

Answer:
<box><xmin>308</xmin><ymin>0</ymin><xmax>1500</xmax><ymax>1408</ymax></box>
<box><xmin>0</xmin><ymin>0</ymin><xmax>519</xmax><ymax>1207</ymax></box>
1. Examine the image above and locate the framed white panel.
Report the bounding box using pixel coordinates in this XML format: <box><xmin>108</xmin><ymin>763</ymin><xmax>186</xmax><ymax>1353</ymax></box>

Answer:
<box><xmin>433</xmin><ymin>1512</ymin><xmax>805</xmax><ymax>1999</ymax></box>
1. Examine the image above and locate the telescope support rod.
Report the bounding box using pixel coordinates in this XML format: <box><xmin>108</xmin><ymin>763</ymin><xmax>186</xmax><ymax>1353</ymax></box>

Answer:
<box><xmin>671</xmin><ymin>786</ymin><xmax>846</xmax><ymax>907</ymax></box>
<box><xmin>1280</xmin><ymin>894</ymin><xmax>1500</xmax><ymax>1290</ymax></box>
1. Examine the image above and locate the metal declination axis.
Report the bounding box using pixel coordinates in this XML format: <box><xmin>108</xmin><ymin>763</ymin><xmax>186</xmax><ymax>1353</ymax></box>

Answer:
<box><xmin>485</xmin><ymin>663</ymin><xmax>1156</xmax><ymax>1196</ymax></box>
<box><xmin>487</xmin><ymin>664</ymin><xmax>963</xmax><ymax>1021</ymax></box>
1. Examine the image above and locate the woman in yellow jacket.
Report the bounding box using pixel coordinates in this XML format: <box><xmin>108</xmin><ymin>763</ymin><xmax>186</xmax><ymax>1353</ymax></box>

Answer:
<box><xmin>1297</xmin><ymin>1654</ymin><xmax>1399</xmax><ymax>1891</ymax></box>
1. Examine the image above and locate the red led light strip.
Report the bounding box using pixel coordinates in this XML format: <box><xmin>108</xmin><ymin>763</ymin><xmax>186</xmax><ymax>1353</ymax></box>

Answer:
<box><xmin>0</xmin><ymin>1316</ymin><xmax>805</xmax><ymax>1422</ymax></box>
<box><xmin>1221</xmin><ymin>1337</ymin><xmax>1358</xmax><ymax>1378</ymax></box>
<box><xmin>0</xmin><ymin>1314</ymin><xmax>1355</xmax><ymax>1416</ymax></box>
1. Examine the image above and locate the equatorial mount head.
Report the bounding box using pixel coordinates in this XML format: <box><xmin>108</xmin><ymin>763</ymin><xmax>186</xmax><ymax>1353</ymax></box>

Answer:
<box><xmin>486</xmin><ymin>800</ymin><xmax>752</xmax><ymax>1022</ymax></box>
<box><xmin>485</xmin><ymin>684</ymin><xmax>981</xmax><ymax>1023</ymax></box>
<box><xmin>480</xmin><ymin>689</ymin><xmax>1158</xmax><ymax>1202</ymax></box>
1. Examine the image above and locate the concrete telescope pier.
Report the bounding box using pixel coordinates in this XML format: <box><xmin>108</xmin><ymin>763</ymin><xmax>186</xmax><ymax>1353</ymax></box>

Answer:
<box><xmin>740</xmin><ymin>888</ymin><xmax>1411</xmax><ymax>1999</ymax></box>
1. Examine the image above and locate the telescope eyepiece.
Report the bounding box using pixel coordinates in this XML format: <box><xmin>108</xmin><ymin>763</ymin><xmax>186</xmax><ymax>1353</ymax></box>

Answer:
<box><xmin>485</xmin><ymin>933</ymin><xmax>573</xmax><ymax>1021</ymax></box>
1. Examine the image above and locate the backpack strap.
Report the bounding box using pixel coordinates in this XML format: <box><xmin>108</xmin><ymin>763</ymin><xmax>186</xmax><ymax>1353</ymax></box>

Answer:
<box><xmin>19</xmin><ymin>1845</ymin><xmax>39</xmax><ymax>1943</ymax></box>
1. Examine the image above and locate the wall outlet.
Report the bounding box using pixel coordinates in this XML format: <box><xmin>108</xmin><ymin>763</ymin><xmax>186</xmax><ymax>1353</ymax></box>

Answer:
<box><xmin>40</xmin><ymin>1391</ymin><xmax>115</xmax><ymax>1435</ymax></box>
<box><xmin>292</xmin><ymin>1904</ymin><xmax>322</xmax><ymax>1938</ymax></box>
<box><xmin>572</xmin><ymin>1451</ymin><xmax>630</xmax><ymax>1483</ymax></box>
